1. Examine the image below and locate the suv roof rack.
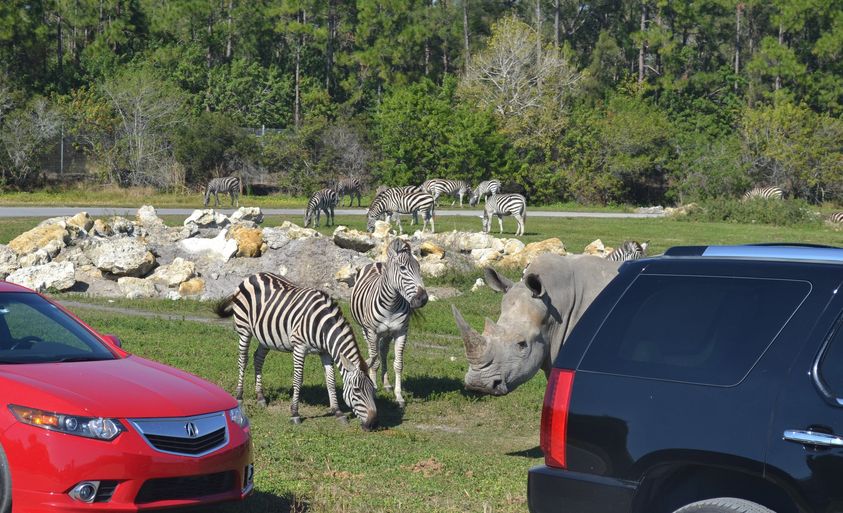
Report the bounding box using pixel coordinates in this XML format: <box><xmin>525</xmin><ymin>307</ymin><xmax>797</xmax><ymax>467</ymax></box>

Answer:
<box><xmin>664</xmin><ymin>244</ymin><xmax>843</xmax><ymax>263</ymax></box>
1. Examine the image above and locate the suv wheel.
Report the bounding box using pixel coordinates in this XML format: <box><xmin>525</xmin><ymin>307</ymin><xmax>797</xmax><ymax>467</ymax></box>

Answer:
<box><xmin>673</xmin><ymin>498</ymin><xmax>774</xmax><ymax>513</ymax></box>
<box><xmin>0</xmin><ymin>444</ymin><xmax>10</xmax><ymax>513</ymax></box>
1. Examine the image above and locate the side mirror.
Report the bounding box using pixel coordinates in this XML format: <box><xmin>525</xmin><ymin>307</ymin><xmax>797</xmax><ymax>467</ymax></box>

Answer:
<box><xmin>102</xmin><ymin>334</ymin><xmax>123</xmax><ymax>348</ymax></box>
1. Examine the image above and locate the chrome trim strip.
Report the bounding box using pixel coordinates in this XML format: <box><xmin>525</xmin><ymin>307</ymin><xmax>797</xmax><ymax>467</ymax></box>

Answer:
<box><xmin>783</xmin><ymin>429</ymin><xmax>843</xmax><ymax>447</ymax></box>
<box><xmin>703</xmin><ymin>245</ymin><xmax>843</xmax><ymax>263</ymax></box>
<box><xmin>129</xmin><ymin>412</ymin><xmax>229</xmax><ymax>458</ymax></box>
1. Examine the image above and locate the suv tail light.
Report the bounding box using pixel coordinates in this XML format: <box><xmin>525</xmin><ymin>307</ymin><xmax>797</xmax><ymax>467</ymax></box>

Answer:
<box><xmin>540</xmin><ymin>368</ymin><xmax>575</xmax><ymax>469</ymax></box>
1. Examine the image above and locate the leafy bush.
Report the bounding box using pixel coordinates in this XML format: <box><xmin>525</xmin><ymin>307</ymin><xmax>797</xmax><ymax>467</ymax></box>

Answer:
<box><xmin>681</xmin><ymin>198</ymin><xmax>822</xmax><ymax>226</ymax></box>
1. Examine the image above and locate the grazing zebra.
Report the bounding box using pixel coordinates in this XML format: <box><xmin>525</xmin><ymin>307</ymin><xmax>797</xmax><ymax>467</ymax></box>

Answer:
<box><xmin>336</xmin><ymin>177</ymin><xmax>363</xmax><ymax>207</ymax></box>
<box><xmin>304</xmin><ymin>188</ymin><xmax>339</xmax><ymax>228</ymax></box>
<box><xmin>743</xmin><ymin>186</ymin><xmax>784</xmax><ymax>201</ymax></box>
<box><xmin>469</xmin><ymin>179</ymin><xmax>502</xmax><ymax>206</ymax></box>
<box><xmin>351</xmin><ymin>239</ymin><xmax>428</xmax><ymax>408</ymax></box>
<box><xmin>828</xmin><ymin>211</ymin><xmax>843</xmax><ymax>224</ymax></box>
<box><xmin>204</xmin><ymin>176</ymin><xmax>242</xmax><ymax>208</ymax></box>
<box><xmin>422</xmin><ymin>179</ymin><xmax>472</xmax><ymax>207</ymax></box>
<box><xmin>606</xmin><ymin>240</ymin><xmax>650</xmax><ymax>261</ymax></box>
<box><xmin>367</xmin><ymin>188</ymin><xmax>435</xmax><ymax>234</ymax></box>
<box><xmin>482</xmin><ymin>193</ymin><xmax>526</xmax><ymax>236</ymax></box>
<box><xmin>214</xmin><ymin>273</ymin><xmax>377</xmax><ymax>430</ymax></box>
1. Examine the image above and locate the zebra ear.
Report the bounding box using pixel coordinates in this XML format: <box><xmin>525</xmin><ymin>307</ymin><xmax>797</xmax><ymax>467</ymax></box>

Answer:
<box><xmin>338</xmin><ymin>353</ymin><xmax>356</xmax><ymax>372</ymax></box>
<box><xmin>387</xmin><ymin>238</ymin><xmax>409</xmax><ymax>258</ymax></box>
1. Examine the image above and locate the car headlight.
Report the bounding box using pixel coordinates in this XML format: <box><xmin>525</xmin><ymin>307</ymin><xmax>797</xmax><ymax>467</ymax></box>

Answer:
<box><xmin>228</xmin><ymin>405</ymin><xmax>249</xmax><ymax>428</ymax></box>
<box><xmin>8</xmin><ymin>405</ymin><xmax>123</xmax><ymax>441</ymax></box>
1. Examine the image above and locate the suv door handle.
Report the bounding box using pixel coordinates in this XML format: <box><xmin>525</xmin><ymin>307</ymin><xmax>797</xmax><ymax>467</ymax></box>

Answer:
<box><xmin>783</xmin><ymin>429</ymin><xmax>843</xmax><ymax>447</ymax></box>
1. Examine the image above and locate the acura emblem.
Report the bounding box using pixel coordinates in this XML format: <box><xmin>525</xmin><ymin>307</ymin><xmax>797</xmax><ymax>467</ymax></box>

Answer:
<box><xmin>185</xmin><ymin>422</ymin><xmax>199</xmax><ymax>438</ymax></box>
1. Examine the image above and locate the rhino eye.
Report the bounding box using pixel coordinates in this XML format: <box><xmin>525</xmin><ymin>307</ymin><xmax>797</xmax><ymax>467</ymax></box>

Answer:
<box><xmin>516</xmin><ymin>340</ymin><xmax>527</xmax><ymax>350</ymax></box>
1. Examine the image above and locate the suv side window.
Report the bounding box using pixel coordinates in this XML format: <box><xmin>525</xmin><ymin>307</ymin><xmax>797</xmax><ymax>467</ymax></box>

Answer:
<box><xmin>818</xmin><ymin>320</ymin><xmax>843</xmax><ymax>399</ymax></box>
<box><xmin>579</xmin><ymin>274</ymin><xmax>810</xmax><ymax>386</ymax></box>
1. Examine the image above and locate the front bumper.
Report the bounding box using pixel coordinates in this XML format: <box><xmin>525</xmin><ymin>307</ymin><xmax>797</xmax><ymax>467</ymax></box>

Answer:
<box><xmin>4</xmin><ymin>415</ymin><xmax>253</xmax><ymax>512</ymax></box>
<box><xmin>527</xmin><ymin>465</ymin><xmax>637</xmax><ymax>513</ymax></box>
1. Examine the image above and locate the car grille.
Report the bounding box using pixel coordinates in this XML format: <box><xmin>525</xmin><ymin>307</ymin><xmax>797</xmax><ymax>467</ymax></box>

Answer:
<box><xmin>135</xmin><ymin>471</ymin><xmax>236</xmax><ymax>504</ymax></box>
<box><xmin>94</xmin><ymin>481</ymin><xmax>119</xmax><ymax>503</ymax></box>
<box><xmin>129</xmin><ymin>412</ymin><xmax>228</xmax><ymax>457</ymax></box>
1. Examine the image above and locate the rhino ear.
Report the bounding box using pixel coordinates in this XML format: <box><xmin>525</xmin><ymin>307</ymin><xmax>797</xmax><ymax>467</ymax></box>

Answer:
<box><xmin>524</xmin><ymin>273</ymin><xmax>544</xmax><ymax>298</ymax></box>
<box><xmin>484</xmin><ymin>267</ymin><xmax>513</xmax><ymax>293</ymax></box>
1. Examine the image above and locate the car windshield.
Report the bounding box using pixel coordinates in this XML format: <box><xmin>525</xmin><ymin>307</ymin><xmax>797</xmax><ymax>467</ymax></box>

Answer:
<box><xmin>0</xmin><ymin>292</ymin><xmax>115</xmax><ymax>364</ymax></box>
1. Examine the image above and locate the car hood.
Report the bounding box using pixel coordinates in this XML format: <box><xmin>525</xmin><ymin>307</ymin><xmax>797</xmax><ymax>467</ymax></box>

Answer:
<box><xmin>0</xmin><ymin>356</ymin><xmax>236</xmax><ymax>419</ymax></box>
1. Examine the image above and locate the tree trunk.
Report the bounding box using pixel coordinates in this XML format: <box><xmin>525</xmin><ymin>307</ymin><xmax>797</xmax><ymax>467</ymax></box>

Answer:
<box><xmin>425</xmin><ymin>40</ymin><xmax>430</xmax><ymax>76</ymax></box>
<box><xmin>56</xmin><ymin>15</ymin><xmax>63</xmax><ymax>79</ymax></box>
<box><xmin>638</xmin><ymin>3</ymin><xmax>647</xmax><ymax>84</ymax></box>
<box><xmin>462</xmin><ymin>0</ymin><xmax>470</xmax><ymax>67</ymax></box>
<box><xmin>734</xmin><ymin>2</ymin><xmax>742</xmax><ymax>84</ymax></box>
<box><xmin>554</xmin><ymin>0</ymin><xmax>560</xmax><ymax>47</ymax></box>
<box><xmin>775</xmin><ymin>22</ymin><xmax>783</xmax><ymax>91</ymax></box>
<box><xmin>326</xmin><ymin>0</ymin><xmax>336</xmax><ymax>93</ymax></box>
<box><xmin>535</xmin><ymin>0</ymin><xmax>542</xmax><ymax>64</ymax></box>
<box><xmin>225</xmin><ymin>0</ymin><xmax>233</xmax><ymax>60</ymax></box>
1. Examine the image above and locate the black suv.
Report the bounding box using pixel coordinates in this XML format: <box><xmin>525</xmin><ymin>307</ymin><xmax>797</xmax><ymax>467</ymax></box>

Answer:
<box><xmin>529</xmin><ymin>245</ymin><xmax>843</xmax><ymax>513</ymax></box>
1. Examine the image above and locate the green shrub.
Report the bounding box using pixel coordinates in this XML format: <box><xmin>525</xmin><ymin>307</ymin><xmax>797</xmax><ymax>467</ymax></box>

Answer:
<box><xmin>681</xmin><ymin>198</ymin><xmax>822</xmax><ymax>226</ymax></box>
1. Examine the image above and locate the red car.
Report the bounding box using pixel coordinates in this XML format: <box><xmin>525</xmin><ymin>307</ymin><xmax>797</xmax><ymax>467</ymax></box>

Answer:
<box><xmin>0</xmin><ymin>281</ymin><xmax>253</xmax><ymax>512</ymax></box>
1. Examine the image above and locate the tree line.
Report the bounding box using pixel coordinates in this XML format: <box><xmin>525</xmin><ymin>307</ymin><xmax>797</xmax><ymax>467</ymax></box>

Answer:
<box><xmin>1</xmin><ymin>0</ymin><xmax>841</xmax><ymax>205</ymax></box>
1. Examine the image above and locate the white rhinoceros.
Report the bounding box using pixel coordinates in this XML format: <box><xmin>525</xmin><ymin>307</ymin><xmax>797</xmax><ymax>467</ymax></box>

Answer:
<box><xmin>452</xmin><ymin>254</ymin><xmax>621</xmax><ymax>395</ymax></box>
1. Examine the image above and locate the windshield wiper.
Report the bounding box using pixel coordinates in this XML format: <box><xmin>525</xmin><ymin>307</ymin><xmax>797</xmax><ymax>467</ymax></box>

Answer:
<box><xmin>0</xmin><ymin>359</ymin><xmax>27</xmax><ymax>364</ymax></box>
<box><xmin>56</xmin><ymin>356</ymin><xmax>112</xmax><ymax>363</ymax></box>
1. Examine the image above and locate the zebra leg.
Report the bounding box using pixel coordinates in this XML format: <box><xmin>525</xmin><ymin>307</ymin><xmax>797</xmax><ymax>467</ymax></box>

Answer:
<box><xmin>356</xmin><ymin>191</ymin><xmax>361</xmax><ymax>207</ymax></box>
<box><xmin>290</xmin><ymin>345</ymin><xmax>307</xmax><ymax>424</ymax></box>
<box><xmin>253</xmin><ymin>344</ymin><xmax>270</xmax><ymax>407</ymax></box>
<box><xmin>378</xmin><ymin>337</ymin><xmax>392</xmax><ymax>391</ymax></box>
<box><xmin>235</xmin><ymin>332</ymin><xmax>252</xmax><ymax>405</ymax></box>
<box><xmin>315</xmin><ymin>209</ymin><xmax>321</xmax><ymax>228</ymax></box>
<box><xmin>320</xmin><ymin>353</ymin><xmax>345</xmax><ymax>421</ymax></box>
<box><xmin>362</xmin><ymin>327</ymin><xmax>380</xmax><ymax>389</ymax></box>
<box><xmin>516</xmin><ymin>214</ymin><xmax>524</xmax><ymax>236</ymax></box>
<box><xmin>393</xmin><ymin>333</ymin><xmax>407</xmax><ymax>408</ymax></box>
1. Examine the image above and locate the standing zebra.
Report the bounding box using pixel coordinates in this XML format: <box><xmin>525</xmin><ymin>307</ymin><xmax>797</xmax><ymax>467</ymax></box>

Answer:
<box><xmin>367</xmin><ymin>188</ymin><xmax>435</xmax><ymax>234</ymax></box>
<box><xmin>828</xmin><ymin>212</ymin><xmax>843</xmax><ymax>224</ymax></box>
<box><xmin>422</xmin><ymin>179</ymin><xmax>472</xmax><ymax>207</ymax></box>
<box><xmin>214</xmin><ymin>273</ymin><xmax>377</xmax><ymax>430</ymax></box>
<box><xmin>351</xmin><ymin>239</ymin><xmax>428</xmax><ymax>408</ymax></box>
<box><xmin>469</xmin><ymin>179</ymin><xmax>502</xmax><ymax>206</ymax></box>
<box><xmin>336</xmin><ymin>177</ymin><xmax>363</xmax><ymax>207</ymax></box>
<box><xmin>606</xmin><ymin>240</ymin><xmax>650</xmax><ymax>262</ymax></box>
<box><xmin>482</xmin><ymin>193</ymin><xmax>526</xmax><ymax>236</ymax></box>
<box><xmin>304</xmin><ymin>188</ymin><xmax>339</xmax><ymax>228</ymax></box>
<box><xmin>204</xmin><ymin>176</ymin><xmax>242</xmax><ymax>208</ymax></box>
<box><xmin>743</xmin><ymin>186</ymin><xmax>784</xmax><ymax>201</ymax></box>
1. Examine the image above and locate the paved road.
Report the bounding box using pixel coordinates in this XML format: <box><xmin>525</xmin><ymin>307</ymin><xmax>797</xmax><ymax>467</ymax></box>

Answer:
<box><xmin>0</xmin><ymin>206</ymin><xmax>664</xmax><ymax>219</ymax></box>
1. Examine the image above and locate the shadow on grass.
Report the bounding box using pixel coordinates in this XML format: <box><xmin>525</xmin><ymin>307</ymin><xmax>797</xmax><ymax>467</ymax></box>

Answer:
<box><xmin>402</xmin><ymin>375</ymin><xmax>468</xmax><ymax>399</ymax></box>
<box><xmin>178</xmin><ymin>492</ymin><xmax>308</xmax><ymax>513</ymax></box>
<box><xmin>507</xmin><ymin>445</ymin><xmax>543</xmax><ymax>459</ymax></box>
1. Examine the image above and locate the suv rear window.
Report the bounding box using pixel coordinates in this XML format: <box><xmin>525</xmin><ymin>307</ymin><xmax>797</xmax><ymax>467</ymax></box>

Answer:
<box><xmin>579</xmin><ymin>274</ymin><xmax>810</xmax><ymax>386</ymax></box>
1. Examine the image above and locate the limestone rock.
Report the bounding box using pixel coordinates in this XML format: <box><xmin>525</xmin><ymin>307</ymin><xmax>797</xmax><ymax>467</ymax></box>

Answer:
<box><xmin>184</xmin><ymin>209</ymin><xmax>230</xmax><ymax>228</ymax></box>
<box><xmin>67</xmin><ymin>212</ymin><xmax>94</xmax><ymax>232</ymax></box>
<box><xmin>500</xmin><ymin>238</ymin><xmax>567</xmax><ymax>268</ymax></box>
<box><xmin>333</xmin><ymin>226</ymin><xmax>377</xmax><ymax>253</ymax></box>
<box><xmin>372</xmin><ymin>221</ymin><xmax>392</xmax><ymax>238</ymax></box>
<box><xmin>178</xmin><ymin>277</ymin><xmax>205</xmax><ymax>297</ymax></box>
<box><xmin>335</xmin><ymin>263</ymin><xmax>356</xmax><ymax>286</ymax></box>
<box><xmin>150</xmin><ymin>257</ymin><xmax>196</xmax><ymax>287</ymax></box>
<box><xmin>19</xmin><ymin>249</ymin><xmax>52</xmax><ymax>268</ymax></box>
<box><xmin>584</xmin><ymin>239</ymin><xmax>612</xmax><ymax>257</ymax></box>
<box><xmin>0</xmin><ymin>245</ymin><xmax>19</xmax><ymax>279</ymax></box>
<box><xmin>665</xmin><ymin>203</ymin><xmax>698</xmax><ymax>217</ymax></box>
<box><xmin>635</xmin><ymin>205</ymin><xmax>665</xmax><ymax>215</ymax></box>
<box><xmin>279</xmin><ymin>220</ymin><xmax>320</xmax><ymax>239</ymax></box>
<box><xmin>178</xmin><ymin>229</ymin><xmax>238</xmax><ymax>261</ymax></box>
<box><xmin>229</xmin><ymin>225</ymin><xmax>265</xmax><ymax>257</ymax></box>
<box><xmin>230</xmin><ymin>207</ymin><xmax>264</xmax><ymax>225</ymax></box>
<box><xmin>425</xmin><ymin>231</ymin><xmax>499</xmax><ymax>252</ymax></box>
<box><xmin>262</xmin><ymin>227</ymin><xmax>291</xmax><ymax>250</ymax></box>
<box><xmin>470</xmin><ymin>278</ymin><xmax>486</xmax><ymax>292</ymax></box>
<box><xmin>137</xmin><ymin>205</ymin><xmax>167</xmax><ymax>230</ymax></box>
<box><xmin>419</xmin><ymin>241</ymin><xmax>445</xmax><ymax>260</ymax></box>
<box><xmin>471</xmin><ymin>248</ymin><xmax>501</xmax><ymax>266</ymax></box>
<box><xmin>503</xmin><ymin>239</ymin><xmax>525</xmax><ymax>255</ymax></box>
<box><xmin>118</xmin><ymin>277</ymin><xmax>158</xmax><ymax>299</ymax></box>
<box><xmin>92</xmin><ymin>219</ymin><xmax>113</xmax><ymax>237</ymax></box>
<box><xmin>87</xmin><ymin>238</ymin><xmax>156</xmax><ymax>277</ymax></box>
<box><xmin>8</xmin><ymin>224</ymin><xmax>69</xmax><ymax>256</ymax></box>
<box><xmin>420</xmin><ymin>259</ymin><xmax>448</xmax><ymax>278</ymax></box>
<box><xmin>7</xmin><ymin>261</ymin><xmax>75</xmax><ymax>292</ymax></box>
<box><xmin>110</xmin><ymin>216</ymin><xmax>135</xmax><ymax>236</ymax></box>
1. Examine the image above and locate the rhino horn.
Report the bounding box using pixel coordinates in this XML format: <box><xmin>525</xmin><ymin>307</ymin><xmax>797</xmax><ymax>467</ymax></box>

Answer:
<box><xmin>452</xmin><ymin>305</ymin><xmax>489</xmax><ymax>366</ymax></box>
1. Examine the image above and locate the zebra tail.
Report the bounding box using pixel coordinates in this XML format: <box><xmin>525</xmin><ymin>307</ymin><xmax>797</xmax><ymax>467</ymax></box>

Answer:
<box><xmin>213</xmin><ymin>293</ymin><xmax>236</xmax><ymax>318</ymax></box>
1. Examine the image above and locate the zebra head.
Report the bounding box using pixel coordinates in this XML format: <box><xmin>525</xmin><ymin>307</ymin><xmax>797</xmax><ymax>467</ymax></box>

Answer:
<box><xmin>366</xmin><ymin>200</ymin><xmax>385</xmax><ymax>232</ymax></box>
<box><xmin>303</xmin><ymin>206</ymin><xmax>315</xmax><ymax>228</ymax></box>
<box><xmin>469</xmin><ymin>192</ymin><xmax>480</xmax><ymax>207</ymax></box>
<box><xmin>338</xmin><ymin>354</ymin><xmax>378</xmax><ymax>431</ymax></box>
<box><xmin>386</xmin><ymin>239</ymin><xmax>428</xmax><ymax>309</ymax></box>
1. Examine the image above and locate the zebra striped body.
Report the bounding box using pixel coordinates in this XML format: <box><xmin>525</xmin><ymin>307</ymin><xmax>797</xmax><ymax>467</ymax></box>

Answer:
<box><xmin>214</xmin><ymin>273</ymin><xmax>377</xmax><ymax>429</ymax></box>
<box><xmin>743</xmin><ymin>186</ymin><xmax>784</xmax><ymax>201</ymax></box>
<box><xmin>351</xmin><ymin>239</ymin><xmax>428</xmax><ymax>408</ymax></box>
<box><xmin>367</xmin><ymin>188</ymin><xmax>435</xmax><ymax>234</ymax></box>
<box><xmin>828</xmin><ymin>211</ymin><xmax>843</xmax><ymax>224</ymax></box>
<box><xmin>606</xmin><ymin>240</ymin><xmax>650</xmax><ymax>262</ymax></box>
<box><xmin>482</xmin><ymin>193</ymin><xmax>526</xmax><ymax>236</ymax></box>
<box><xmin>304</xmin><ymin>188</ymin><xmax>338</xmax><ymax>228</ymax></box>
<box><xmin>336</xmin><ymin>177</ymin><xmax>363</xmax><ymax>207</ymax></box>
<box><xmin>204</xmin><ymin>176</ymin><xmax>241</xmax><ymax>208</ymax></box>
<box><xmin>469</xmin><ymin>179</ymin><xmax>502</xmax><ymax>206</ymax></box>
<box><xmin>422</xmin><ymin>179</ymin><xmax>472</xmax><ymax>207</ymax></box>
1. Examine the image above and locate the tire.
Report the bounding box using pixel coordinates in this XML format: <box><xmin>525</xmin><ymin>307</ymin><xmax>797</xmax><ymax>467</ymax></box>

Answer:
<box><xmin>0</xmin><ymin>444</ymin><xmax>10</xmax><ymax>513</ymax></box>
<box><xmin>673</xmin><ymin>498</ymin><xmax>775</xmax><ymax>513</ymax></box>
